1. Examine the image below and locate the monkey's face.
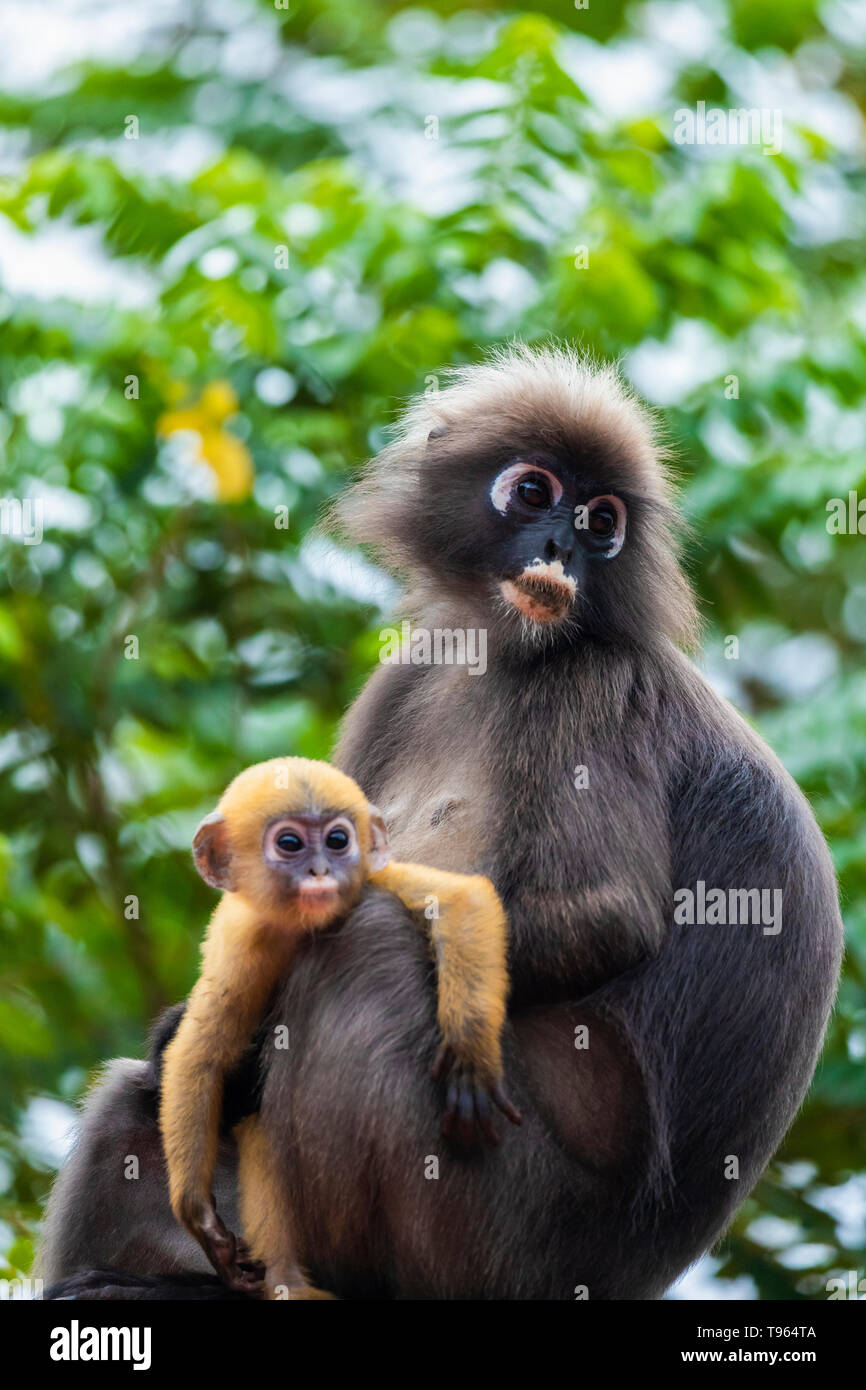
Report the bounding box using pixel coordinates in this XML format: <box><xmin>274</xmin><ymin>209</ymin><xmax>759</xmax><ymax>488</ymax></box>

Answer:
<box><xmin>260</xmin><ymin>811</ymin><xmax>365</xmax><ymax>925</ymax></box>
<box><xmin>194</xmin><ymin>758</ymin><xmax>391</xmax><ymax>928</ymax></box>
<box><xmin>334</xmin><ymin>347</ymin><xmax>698</xmax><ymax>651</ymax></box>
<box><xmin>487</xmin><ymin>459</ymin><xmax>627</xmax><ymax>627</ymax></box>
<box><xmin>410</xmin><ymin>438</ymin><xmax>639</xmax><ymax>644</ymax></box>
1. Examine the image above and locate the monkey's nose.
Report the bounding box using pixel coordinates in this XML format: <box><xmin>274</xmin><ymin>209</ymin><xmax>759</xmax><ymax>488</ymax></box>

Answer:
<box><xmin>544</xmin><ymin>537</ymin><xmax>573</xmax><ymax>565</ymax></box>
<box><xmin>309</xmin><ymin>856</ymin><xmax>329</xmax><ymax>877</ymax></box>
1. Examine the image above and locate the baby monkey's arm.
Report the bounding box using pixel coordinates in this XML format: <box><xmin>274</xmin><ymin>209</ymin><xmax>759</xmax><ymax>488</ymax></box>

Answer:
<box><xmin>159</xmin><ymin>901</ymin><xmax>291</xmax><ymax>1293</ymax></box>
<box><xmin>372</xmin><ymin>861</ymin><xmax>522</xmax><ymax>1146</ymax></box>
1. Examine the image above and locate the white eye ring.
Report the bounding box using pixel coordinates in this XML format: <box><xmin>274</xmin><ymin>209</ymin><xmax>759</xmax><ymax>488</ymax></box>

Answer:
<box><xmin>490</xmin><ymin>463</ymin><xmax>563</xmax><ymax>515</ymax></box>
<box><xmin>574</xmin><ymin>495</ymin><xmax>627</xmax><ymax>557</ymax></box>
<box><xmin>264</xmin><ymin>820</ymin><xmax>307</xmax><ymax>858</ymax></box>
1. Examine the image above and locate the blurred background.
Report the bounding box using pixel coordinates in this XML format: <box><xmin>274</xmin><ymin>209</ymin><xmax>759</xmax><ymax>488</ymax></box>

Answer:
<box><xmin>0</xmin><ymin>0</ymin><xmax>864</xmax><ymax>1300</ymax></box>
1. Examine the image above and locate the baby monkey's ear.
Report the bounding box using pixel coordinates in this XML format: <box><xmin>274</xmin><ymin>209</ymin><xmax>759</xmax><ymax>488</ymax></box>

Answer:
<box><xmin>366</xmin><ymin>805</ymin><xmax>391</xmax><ymax>873</ymax></box>
<box><xmin>193</xmin><ymin>811</ymin><xmax>237</xmax><ymax>892</ymax></box>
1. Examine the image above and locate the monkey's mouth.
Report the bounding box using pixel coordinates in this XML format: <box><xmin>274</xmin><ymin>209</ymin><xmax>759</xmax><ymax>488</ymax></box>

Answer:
<box><xmin>500</xmin><ymin>562</ymin><xmax>576</xmax><ymax>623</ymax></box>
<box><xmin>298</xmin><ymin>878</ymin><xmax>340</xmax><ymax>901</ymax></box>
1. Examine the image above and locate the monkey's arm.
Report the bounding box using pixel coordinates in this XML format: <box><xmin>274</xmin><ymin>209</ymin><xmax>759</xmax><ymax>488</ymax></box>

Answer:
<box><xmin>334</xmin><ymin>661</ymin><xmax>424</xmax><ymax>798</ymax></box>
<box><xmin>159</xmin><ymin>901</ymin><xmax>291</xmax><ymax>1292</ymax></box>
<box><xmin>371</xmin><ymin>861</ymin><xmax>521</xmax><ymax>1144</ymax></box>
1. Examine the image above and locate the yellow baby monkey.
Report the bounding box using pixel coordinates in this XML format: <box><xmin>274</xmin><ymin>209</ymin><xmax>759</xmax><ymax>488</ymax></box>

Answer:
<box><xmin>159</xmin><ymin>757</ymin><xmax>520</xmax><ymax>1298</ymax></box>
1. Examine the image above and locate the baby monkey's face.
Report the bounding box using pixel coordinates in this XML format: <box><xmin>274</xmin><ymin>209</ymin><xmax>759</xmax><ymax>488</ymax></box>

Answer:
<box><xmin>262</xmin><ymin>810</ymin><xmax>363</xmax><ymax>923</ymax></box>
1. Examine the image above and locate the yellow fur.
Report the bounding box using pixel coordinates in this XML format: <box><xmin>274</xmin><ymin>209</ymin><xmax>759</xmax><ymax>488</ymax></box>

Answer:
<box><xmin>372</xmin><ymin>863</ymin><xmax>508</xmax><ymax>1083</ymax></box>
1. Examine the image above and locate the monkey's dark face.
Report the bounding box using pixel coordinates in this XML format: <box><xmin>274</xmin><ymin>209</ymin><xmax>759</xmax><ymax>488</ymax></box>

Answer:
<box><xmin>408</xmin><ymin>436</ymin><xmax>647</xmax><ymax>646</ymax></box>
<box><xmin>487</xmin><ymin>458</ymin><xmax>627</xmax><ymax>626</ymax></box>
<box><xmin>262</xmin><ymin>811</ymin><xmax>364</xmax><ymax>923</ymax></box>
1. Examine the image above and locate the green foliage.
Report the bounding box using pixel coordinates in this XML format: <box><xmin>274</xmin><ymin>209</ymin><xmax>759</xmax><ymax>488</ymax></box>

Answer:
<box><xmin>0</xmin><ymin>0</ymin><xmax>863</xmax><ymax>1298</ymax></box>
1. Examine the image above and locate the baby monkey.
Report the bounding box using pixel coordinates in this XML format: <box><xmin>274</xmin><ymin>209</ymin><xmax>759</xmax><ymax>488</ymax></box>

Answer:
<box><xmin>159</xmin><ymin>757</ymin><xmax>521</xmax><ymax>1298</ymax></box>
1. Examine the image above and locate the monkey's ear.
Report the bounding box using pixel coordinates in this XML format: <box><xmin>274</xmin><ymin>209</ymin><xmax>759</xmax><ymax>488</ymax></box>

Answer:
<box><xmin>366</xmin><ymin>806</ymin><xmax>391</xmax><ymax>873</ymax></box>
<box><xmin>193</xmin><ymin>812</ymin><xmax>237</xmax><ymax>892</ymax></box>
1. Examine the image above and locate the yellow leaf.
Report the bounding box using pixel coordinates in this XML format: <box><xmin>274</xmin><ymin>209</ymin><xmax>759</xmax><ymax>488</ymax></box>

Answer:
<box><xmin>157</xmin><ymin>406</ymin><xmax>208</xmax><ymax>436</ymax></box>
<box><xmin>199</xmin><ymin>380</ymin><xmax>239</xmax><ymax>423</ymax></box>
<box><xmin>199</xmin><ymin>428</ymin><xmax>254</xmax><ymax>501</ymax></box>
<box><xmin>157</xmin><ymin>381</ymin><xmax>253</xmax><ymax>502</ymax></box>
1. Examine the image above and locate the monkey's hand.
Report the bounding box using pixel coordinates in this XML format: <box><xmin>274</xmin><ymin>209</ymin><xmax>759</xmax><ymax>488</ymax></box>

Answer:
<box><xmin>186</xmin><ymin>1201</ymin><xmax>266</xmax><ymax>1296</ymax></box>
<box><xmin>432</xmin><ymin>1044</ymin><xmax>522</xmax><ymax>1148</ymax></box>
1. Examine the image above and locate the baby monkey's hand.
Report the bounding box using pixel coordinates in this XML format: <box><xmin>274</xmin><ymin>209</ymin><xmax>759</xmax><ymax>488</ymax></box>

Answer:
<box><xmin>188</xmin><ymin>1200</ymin><xmax>266</xmax><ymax>1296</ymax></box>
<box><xmin>432</xmin><ymin>1044</ymin><xmax>522</xmax><ymax>1148</ymax></box>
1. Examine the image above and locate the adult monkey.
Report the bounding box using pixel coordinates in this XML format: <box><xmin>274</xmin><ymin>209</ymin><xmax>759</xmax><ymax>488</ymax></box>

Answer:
<box><xmin>41</xmin><ymin>346</ymin><xmax>841</xmax><ymax>1300</ymax></box>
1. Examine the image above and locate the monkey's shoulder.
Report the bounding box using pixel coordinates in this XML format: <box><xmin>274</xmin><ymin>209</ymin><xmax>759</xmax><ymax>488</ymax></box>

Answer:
<box><xmin>664</xmin><ymin>655</ymin><xmax>802</xmax><ymax>790</ymax></box>
<box><xmin>664</xmin><ymin>655</ymin><xmax>838</xmax><ymax>890</ymax></box>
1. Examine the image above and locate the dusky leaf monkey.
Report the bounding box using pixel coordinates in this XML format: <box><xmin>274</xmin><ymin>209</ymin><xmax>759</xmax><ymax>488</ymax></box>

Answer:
<box><xmin>159</xmin><ymin>756</ymin><xmax>520</xmax><ymax>1297</ymax></box>
<box><xmin>39</xmin><ymin>345</ymin><xmax>842</xmax><ymax>1301</ymax></box>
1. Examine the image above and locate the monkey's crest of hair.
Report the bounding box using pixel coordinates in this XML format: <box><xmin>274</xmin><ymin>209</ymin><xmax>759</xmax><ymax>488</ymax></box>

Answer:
<box><xmin>331</xmin><ymin>343</ymin><xmax>700</xmax><ymax>652</ymax></box>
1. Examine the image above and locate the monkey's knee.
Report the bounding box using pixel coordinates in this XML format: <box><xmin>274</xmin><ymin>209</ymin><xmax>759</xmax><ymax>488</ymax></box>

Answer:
<box><xmin>37</xmin><ymin>1059</ymin><xmax>149</xmax><ymax>1283</ymax></box>
<box><xmin>513</xmin><ymin>1007</ymin><xmax>645</xmax><ymax>1173</ymax></box>
<box><xmin>37</xmin><ymin>1056</ymin><xmax>218</xmax><ymax>1285</ymax></box>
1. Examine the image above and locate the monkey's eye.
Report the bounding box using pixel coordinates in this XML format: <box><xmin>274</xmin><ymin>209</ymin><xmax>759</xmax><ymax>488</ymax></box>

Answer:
<box><xmin>276</xmin><ymin>830</ymin><xmax>304</xmax><ymax>853</ymax></box>
<box><xmin>588</xmin><ymin>504</ymin><xmax>617</xmax><ymax>537</ymax></box>
<box><xmin>325</xmin><ymin>827</ymin><xmax>350</xmax><ymax>852</ymax></box>
<box><xmin>490</xmin><ymin>463</ymin><xmax>563</xmax><ymax>516</ymax></box>
<box><xmin>515</xmin><ymin>474</ymin><xmax>551</xmax><ymax>510</ymax></box>
<box><xmin>576</xmin><ymin>495</ymin><xmax>627</xmax><ymax>558</ymax></box>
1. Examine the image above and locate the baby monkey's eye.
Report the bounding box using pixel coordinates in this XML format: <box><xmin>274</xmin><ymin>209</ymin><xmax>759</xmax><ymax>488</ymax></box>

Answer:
<box><xmin>276</xmin><ymin>830</ymin><xmax>304</xmax><ymax>853</ymax></box>
<box><xmin>325</xmin><ymin>827</ymin><xmax>350</xmax><ymax>851</ymax></box>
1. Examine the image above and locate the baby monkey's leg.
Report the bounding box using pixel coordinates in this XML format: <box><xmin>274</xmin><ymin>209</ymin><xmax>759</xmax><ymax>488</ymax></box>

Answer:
<box><xmin>235</xmin><ymin>1116</ymin><xmax>334</xmax><ymax>1300</ymax></box>
<box><xmin>372</xmin><ymin>863</ymin><xmax>522</xmax><ymax>1146</ymax></box>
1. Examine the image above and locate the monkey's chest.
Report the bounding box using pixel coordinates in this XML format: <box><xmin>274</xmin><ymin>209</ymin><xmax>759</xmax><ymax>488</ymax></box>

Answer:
<box><xmin>492</xmin><ymin>772</ymin><xmax>671</xmax><ymax>995</ymax></box>
<box><xmin>380</xmin><ymin>776</ymin><xmax>491</xmax><ymax>875</ymax></box>
<box><xmin>376</xmin><ymin>681</ymin><xmax>670</xmax><ymax>992</ymax></box>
